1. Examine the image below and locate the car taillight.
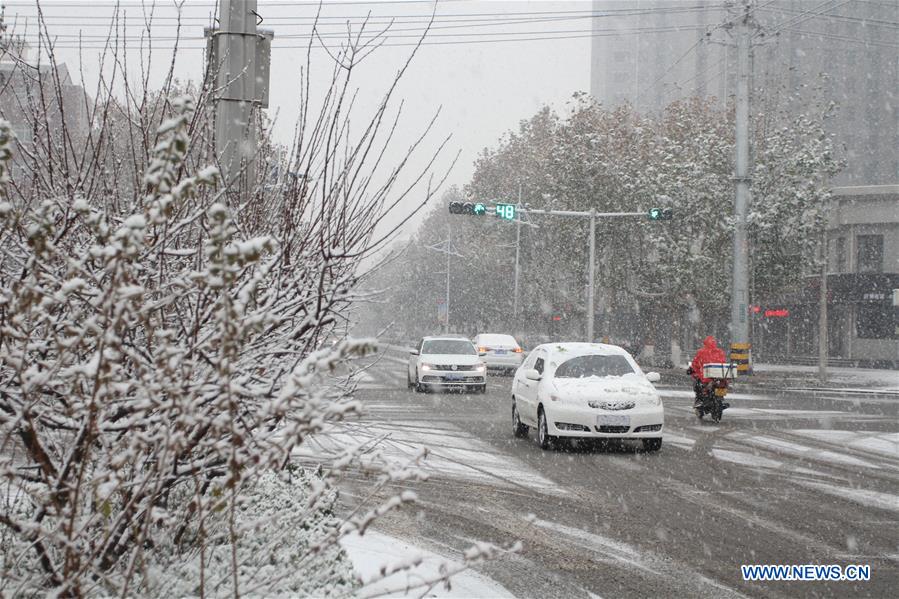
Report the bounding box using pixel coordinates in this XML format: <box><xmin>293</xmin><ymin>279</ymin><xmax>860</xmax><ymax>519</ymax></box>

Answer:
<box><xmin>513</xmin><ymin>347</ymin><xmax>523</xmax><ymax>353</ymax></box>
<box><xmin>478</xmin><ymin>346</ymin><xmax>489</xmax><ymax>353</ymax></box>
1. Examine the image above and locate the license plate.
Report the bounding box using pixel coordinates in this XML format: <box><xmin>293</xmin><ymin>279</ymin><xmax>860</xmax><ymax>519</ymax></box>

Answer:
<box><xmin>596</xmin><ymin>415</ymin><xmax>630</xmax><ymax>427</ymax></box>
<box><xmin>714</xmin><ymin>388</ymin><xmax>728</xmax><ymax>397</ymax></box>
<box><xmin>444</xmin><ymin>374</ymin><xmax>464</xmax><ymax>381</ymax></box>
<box><xmin>494</xmin><ymin>349</ymin><xmax>507</xmax><ymax>355</ymax></box>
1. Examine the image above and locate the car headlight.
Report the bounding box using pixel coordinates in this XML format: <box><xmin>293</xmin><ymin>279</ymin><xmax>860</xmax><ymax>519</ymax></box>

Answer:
<box><xmin>475</xmin><ymin>364</ymin><xmax>486</xmax><ymax>372</ymax></box>
<box><xmin>421</xmin><ymin>363</ymin><xmax>434</xmax><ymax>371</ymax></box>
<box><xmin>646</xmin><ymin>394</ymin><xmax>661</xmax><ymax>406</ymax></box>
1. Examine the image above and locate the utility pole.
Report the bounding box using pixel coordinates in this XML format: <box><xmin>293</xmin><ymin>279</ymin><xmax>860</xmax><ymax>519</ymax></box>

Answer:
<box><xmin>818</xmin><ymin>227</ymin><xmax>828</xmax><ymax>383</ymax></box>
<box><xmin>512</xmin><ymin>182</ymin><xmax>522</xmax><ymax>323</ymax></box>
<box><xmin>206</xmin><ymin>0</ymin><xmax>273</xmax><ymax>196</ymax></box>
<box><xmin>586</xmin><ymin>209</ymin><xmax>597</xmax><ymax>342</ymax></box>
<box><xmin>424</xmin><ymin>223</ymin><xmax>463</xmax><ymax>335</ymax></box>
<box><xmin>729</xmin><ymin>1</ymin><xmax>753</xmax><ymax>375</ymax></box>
<box><xmin>445</xmin><ymin>222</ymin><xmax>451</xmax><ymax>334</ymax></box>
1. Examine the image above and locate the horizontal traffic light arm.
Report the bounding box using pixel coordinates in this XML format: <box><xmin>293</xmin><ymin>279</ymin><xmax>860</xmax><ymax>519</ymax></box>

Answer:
<box><xmin>448</xmin><ymin>203</ymin><xmax>673</xmax><ymax>221</ymax></box>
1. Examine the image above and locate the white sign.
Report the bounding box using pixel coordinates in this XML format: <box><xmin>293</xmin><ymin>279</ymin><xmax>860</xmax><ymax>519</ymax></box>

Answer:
<box><xmin>893</xmin><ymin>289</ymin><xmax>899</xmax><ymax>307</ymax></box>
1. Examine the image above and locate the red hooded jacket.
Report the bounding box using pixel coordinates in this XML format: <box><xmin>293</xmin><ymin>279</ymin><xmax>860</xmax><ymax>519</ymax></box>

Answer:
<box><xmin>691</xmin><ymin>336</ymin><xmax>726</xmax><ymax>383</ymax></box>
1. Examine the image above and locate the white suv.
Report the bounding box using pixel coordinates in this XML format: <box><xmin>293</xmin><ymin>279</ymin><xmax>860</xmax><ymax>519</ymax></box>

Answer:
<box><xmin>407</xmin><ymin>337</ymin><xmax>487</xmax><ymax>393</ymax></box>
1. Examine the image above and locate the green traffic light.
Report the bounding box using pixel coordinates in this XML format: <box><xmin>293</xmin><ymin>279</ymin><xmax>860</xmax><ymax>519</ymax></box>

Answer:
<box><xmin>473</xmin><ymin>203</ymin><xmax>486</xmax><ymax>216</ymax></box>
<box><xmin>647</xmin><ymin>207</ymin><xmax>672</xmax><ymax>221</ymax></box>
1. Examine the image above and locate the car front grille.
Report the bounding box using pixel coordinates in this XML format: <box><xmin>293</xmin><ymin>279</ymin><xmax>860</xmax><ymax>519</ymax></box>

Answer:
<box><xmin>595</xmin><ymin>425</ymin><xmax>630</xmax><ymax>434</ymax></box>
<box><xmin>589</xmin><ymin>400</ymin><xmax>636</xmax><ymax>411</ymax></box>
<box><xmin>433</xmin><ymin>364</ymin><xmax>476</xmax><ymax>371</ymax></box>
<box><xmin>422</xmin><ymin>375</ymin><xmax>483</xmax><ymax>383</ymax></box>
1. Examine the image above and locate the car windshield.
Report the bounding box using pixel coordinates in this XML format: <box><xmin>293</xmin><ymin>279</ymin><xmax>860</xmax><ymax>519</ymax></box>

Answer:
<box><xmin>422</xmin><ymin>340</ymin><xmax>476</xmax><ymax>355</ymax></box>
<box><xmin>553</xmin><ymin>354</ymin><xmax>635</xmax><ymax>378</ymax></box>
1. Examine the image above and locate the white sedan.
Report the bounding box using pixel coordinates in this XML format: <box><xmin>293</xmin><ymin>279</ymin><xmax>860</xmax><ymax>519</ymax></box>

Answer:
<box><xmin>472</xmin><ymin>333</ymin><xmax>524</xmax><ymax>373</ymax></box>
<box><xmin>407</xmin><ymin>336</ymin><xmax>487</xmax><ymax>393</ymax></box>
<box><xmin>510</xmin><ymin>342</ymin><xmax>664</xmax><ymax>451</ymax></box>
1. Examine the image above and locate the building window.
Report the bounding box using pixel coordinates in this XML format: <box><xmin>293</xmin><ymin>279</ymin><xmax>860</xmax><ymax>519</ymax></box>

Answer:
<box><xmin>856</xmin><ymin>303</ymin><xmax>895</xmax><ymax>339</ymax></box>
<box><xmin>856</xmin><ymin>235</ymin><xmax>883</xmax><ymax>273</ymax></box>
<box><xmin>833</xmin><ymin>236</ymin><xmax>846</xmax><ymax>272</ymax></box>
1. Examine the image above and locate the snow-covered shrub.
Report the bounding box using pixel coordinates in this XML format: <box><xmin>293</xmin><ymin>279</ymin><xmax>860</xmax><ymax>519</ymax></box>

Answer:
<box><xmin>138</xmin><ymin>468</ymin><xmax>356</xmax><ymax>598</ymax></box>
<box><xmin>0</xmin><ymin>7</ymin><xmax>448</xmax><ymax>593</ymax></box>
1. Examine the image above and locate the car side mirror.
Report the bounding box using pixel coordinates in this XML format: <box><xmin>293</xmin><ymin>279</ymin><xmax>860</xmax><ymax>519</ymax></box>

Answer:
<box><xmin>645</xmin><ymin>371</ymin><xmax>661</xmax><ymax>383</ymax></box>
<box><xmin>410</xmin><ymin>349</ymin><xmax>419</xmax><ymax>355</ymax></box>
<box><xmin>524</xmin><ymin>369</ymin><xmax>541</xmax><ymax>381</ymax></box>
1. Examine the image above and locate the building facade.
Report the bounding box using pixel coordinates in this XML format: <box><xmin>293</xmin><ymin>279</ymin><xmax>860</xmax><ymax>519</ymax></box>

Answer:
<box><xmin>590</xmin><ymin>0</ymin><xmax>898</xmax><ymax>186</ymax></box>
<box><xmin>753</xmin><ymin>186</ymin><xmax>899</xmax><ymax>367</ymax></box>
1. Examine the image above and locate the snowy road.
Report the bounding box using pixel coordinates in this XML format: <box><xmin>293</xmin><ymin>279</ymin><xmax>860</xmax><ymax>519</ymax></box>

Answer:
<box><xmin>310</xmin><ymin>359</ymin><xmax>899</xmax><ymax>598</ymax></box>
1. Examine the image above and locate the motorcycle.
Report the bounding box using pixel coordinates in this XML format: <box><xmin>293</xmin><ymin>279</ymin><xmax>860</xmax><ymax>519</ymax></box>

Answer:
<box><xmin>686</xmin><ymin>362</ymin><xmax>737</xmax><ymax>423</ymax></box>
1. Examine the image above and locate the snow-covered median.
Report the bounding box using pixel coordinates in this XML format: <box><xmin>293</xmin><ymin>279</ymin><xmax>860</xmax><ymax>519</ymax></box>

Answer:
<box><xmin>341</xmin><ymin>530</ymin><xmax>514</xmax><ymax>598</ymax></box>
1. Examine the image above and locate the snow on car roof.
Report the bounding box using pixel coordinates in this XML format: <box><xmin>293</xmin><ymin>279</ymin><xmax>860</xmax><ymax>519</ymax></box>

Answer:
<box><xmin>533</xmin><ymin>342</ymin><xmax>629</xmax><ymax>357</ymax></box>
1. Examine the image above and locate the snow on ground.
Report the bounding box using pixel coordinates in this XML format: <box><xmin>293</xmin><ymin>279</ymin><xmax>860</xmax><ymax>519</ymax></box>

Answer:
<box><xmin>531</xmin><ymin>519</ymin><xmax>743</xmax><ymax>597</ymax></box>
<box><xmin>790</xmin><ymin>430</ymin><xmax>899</xmax><ymax>460</ymax></box>
<box><xmin>753</xmin><ymin>363</ymin><xmax>899</xmax><ymax>391</ymax></box>
<box><xmin>662</xmin><ymin>432</ymin><xmax>696</xmax><ymax>449</ymax></box>
<box><xmin>794</xmin><ymin>481</ymin><xmax>899</xmax><ymax>514</ymax></box>
<box><xmin>734</xmin><ymin>434</ymin><xmax>885</xmax><ymax>470</ymax></box>
<box><xmin>297</xmin><ymin>420</ymin><xmax>561</xmax><ymax>493</ymax></box>
<box><xmin>711</xmin><ymin>448</ymin><xmax>784</xmax><ymax>469</ymax></box>
<box><xmin>340</xmin><ymin>530</ymin><xmax>515</xmax><ymax>598</ymax></box>
<box><xmin>721</xmin><ymin>407</ymin><xmax>885</xmax><ymax>421</ymax></box>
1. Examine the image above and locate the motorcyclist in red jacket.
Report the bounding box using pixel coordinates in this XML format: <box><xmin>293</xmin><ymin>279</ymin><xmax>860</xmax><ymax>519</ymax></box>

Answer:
<box><xmin>687</xmin><ymin>336</ymin><xmax>726</xmax><ymax>406</ymax></box>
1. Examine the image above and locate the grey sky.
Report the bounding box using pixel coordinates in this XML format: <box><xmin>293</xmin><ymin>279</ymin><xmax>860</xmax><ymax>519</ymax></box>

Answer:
<box><xmin>4</xmin><ymin>0</ymin><xmax>592</xmax><ymax>237</ymax></box>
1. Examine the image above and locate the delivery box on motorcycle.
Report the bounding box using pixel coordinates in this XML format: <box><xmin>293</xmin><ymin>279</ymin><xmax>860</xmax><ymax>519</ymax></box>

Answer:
<box><xmin>702</xmin><ymin>363</ymin><xmax>738</xmax><ymax>380</ymax></box>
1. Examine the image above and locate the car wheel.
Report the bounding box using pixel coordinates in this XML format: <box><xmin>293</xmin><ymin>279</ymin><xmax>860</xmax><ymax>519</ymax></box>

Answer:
<box><xmin>478</xmin><ymin>384</ymin><xmax>487</xmax><ymax>394</ymax></box>
<box><xmin>413</xmin><ymin>371</ymin><xmax>425</xmax><ymax>393</ymax></box>
<box><xmin>537</xmin><ymin>407</ymin><xmax>554</xmax><ymax>450</ymax></box>
<box><xmin>512</xmin><ymin>400</ymin><xmax>529</xmax><ymax>438</ymax></box>
<box><xmin>643</xmin><ymin>438</ymin><xmax>662</xmax><ymax>452</ymax></box>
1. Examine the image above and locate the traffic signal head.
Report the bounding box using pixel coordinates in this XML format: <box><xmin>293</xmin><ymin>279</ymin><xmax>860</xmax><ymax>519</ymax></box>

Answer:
<box><xmin>648</xmin><ymin>207</ymin><xmax>673</xmax><ymax>221</ymax></box>
<box><xmin>448</xmin><ymin>201</ymin><xmax>486</xmax><ymax>216</ymax></box>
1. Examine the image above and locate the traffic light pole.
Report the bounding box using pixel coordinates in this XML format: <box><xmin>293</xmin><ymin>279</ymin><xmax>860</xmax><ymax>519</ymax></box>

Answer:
<box><xmin>512</xmin><ymin>184</ymin><xmax>522</xmax><ymax>322</ymax></box>
<box><xmin>587</xmin><ymin>209</ymin><xmax>596</xmax><ymax>342</ymax></box>
<box><xmin>521</xmin><ymin>208</ymin><xmax>647</xmax><ymax>342</ymax></box>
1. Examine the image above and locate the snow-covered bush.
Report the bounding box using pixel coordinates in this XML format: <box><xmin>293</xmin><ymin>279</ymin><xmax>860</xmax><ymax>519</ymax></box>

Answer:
<box><xmin>0</xmin><ymin>7</ymin><xmax>450</xmax><ymax>595</ymax></box>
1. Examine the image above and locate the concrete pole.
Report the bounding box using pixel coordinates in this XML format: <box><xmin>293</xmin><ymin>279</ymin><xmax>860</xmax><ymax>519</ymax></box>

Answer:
<box><xmin>818</xmin><ymin>227</ymin><xmax>828</xmax><ymax>383</ymax></box>
<box><xmin>213</xmin><ymin>0</ymin><xmax>258</xmax><ymax>195</ymax></box>
<box><xmin>586</xmin><ymin>209</ymin><xmax>596</xmax><ymax>342</ymax></box>
<box><xmin>730</xmin><ymin>5</ymin><xmax>752</xmax><ymax>371</ymax></box>
<box><xmin>512</xmin><ymin>182</ymin><xmax>522</xmax><ymax>324</ymax></box>
<box><xmin>445</xmin><ymin>222</ymin><xmax>451</xmax><ymax>334</ymax></box>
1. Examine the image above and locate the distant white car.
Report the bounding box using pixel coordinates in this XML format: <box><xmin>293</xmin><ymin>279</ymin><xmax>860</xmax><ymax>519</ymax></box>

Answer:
<box><xmin>472</xmin><ymin>333</ymin><xmax>524</xmax><ymax>373</ymax></box>
<box><xmin>408</xmin><ymin>336</ymin><xmax>487</xmax><ymax>393</ymax></box>
<box><xmin>510</xmin><ymin>342</ymin><xmax>664</xmax><ymax>451</ymax></box>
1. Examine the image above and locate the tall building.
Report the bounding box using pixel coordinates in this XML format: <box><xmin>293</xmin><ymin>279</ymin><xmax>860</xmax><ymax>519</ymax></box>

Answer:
<box><xmin>590</xmin><ymin>0</ymin><xmax>898</xmax><ymax>185</ymax></box>
<box><xmin>0</xmin><ymin>36</ymin><xmax>88</xmax><ymax>149</ymax></box>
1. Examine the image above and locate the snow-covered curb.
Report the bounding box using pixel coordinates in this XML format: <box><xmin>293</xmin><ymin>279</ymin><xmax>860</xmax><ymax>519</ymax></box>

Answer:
<box><xmin>340</xmin><ymin>530</ymin><xmax>514</xmax><ymax>598</ymax></box>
